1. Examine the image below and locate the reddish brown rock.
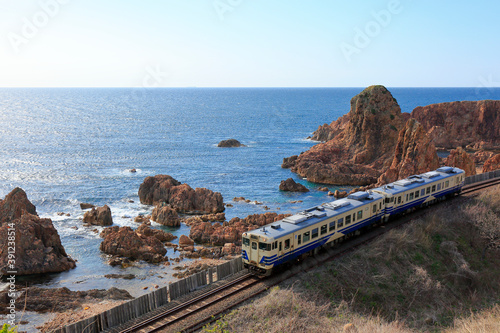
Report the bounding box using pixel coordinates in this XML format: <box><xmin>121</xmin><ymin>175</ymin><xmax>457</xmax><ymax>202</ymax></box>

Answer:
<box><xmin>279</xmin><ymin>178</ymin><xmax>309</xmax><ymax>192</ymax></box>
<box><xmin>79</xmin><ymin>203</ymin><xmax>95</xmax><ymax>210</ymax></box>
<box><xmin>0</xmin><ymin>188</ymin><xmax>76</xmax><ymax>275</ymax></box>
<box><xmin>151</xmin><ymin>204</ymin><xmax>180</xmax><ymax>227</ymax></box>
<box><xmin>138</xmin><ymin>175</ymin><xmax>224</xmax><ymax>214</ymax></box>
<box><xmin>285</xmin><ymin>85</ymin><xmax>410</xmax><ymax>185</ymax></box>
<box><xmin>444</xmin><ymin>147</ymin><xmax>476</xmax><ymax>176</ymax></box>
<box><xmin>311</xmin><ymin>113</ymin><xmax>351</xmax><ymax>142</ymax></box>
<box><xmin>134</xmin><ymin>215</ymin><xmax>150</xmax><ymax>224</ymax></box>
<box><xmin>378</xmin><ymin>119</ymin><xmax>440</xmax><ymax>185</ymax></box>
<box><xmin>136</xmin><ymin>224</ymin><xmax>176</xmax><ymax>242</ymax></box>
<box><xmin>482</xmin><ymin>153</ymin><xmax>500</xmax><ymax>172</ymax></box>
<box><xmin>99</xmin><ymin>226</ymin><xmax>166</xmax><ymax>263</ymax></box>
<box><xmin>0</xmin><ymin>286</ymin><xmax>132</xmax><ymax>314</ymax></box>
<box><xmin>184</xmin><ymin>213</ymin><xmax>226</xmax><ymax>226</ymax></box>
<box><xmin>189</xmin><ymin>212</ymin><xmax>291</xmax><ymax>246</ymax></box>
<box><xmin>179</xmin><ymin>235</ymin><xmax>194</xmax><ymax>247</ymax></box>
<box><xmin>281</xmin><ymin>155</ymin><xmax>298</xmax><ymax>168</ymax></box>
<box><xmin>411</xmin><ymin>100</ymin><xmax>500</xmax><ymax>150</ymax></box>
<box><xmin>83</xmin><ymin>205</ymin><xmax>113</xmax><ymax>226</ymax></box>
<box><xmin>0</xmin><ymin>187</ymin><xmax>36</xmax><ymax>223</ymax></box>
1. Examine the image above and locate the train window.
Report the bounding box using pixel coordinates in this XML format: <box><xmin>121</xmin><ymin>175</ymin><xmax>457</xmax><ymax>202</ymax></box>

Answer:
<box><xmin>437</xmin><ymin>183</ymin><xmax>441</xmax><ymax>191</ymax></box>
<box><xmin>415</xmin><ymin>190</ymin><xmax>419</xmax><ymax>198</ymax></box>
<box><xmin>252</xmin><ymin>242</ymin><xmax>257</xmax><ymax>250</ymax></box>
<box><xmin>391</xmin><ymin>197</ymin><xmax>394</xmax><ymax>202</ymax></box>
<box><xmin>409</xmin><ymin>192</ymin><xmax>414</xmax><ymax>200</ymax></box>
<box><xmin>284</xmin><ymin>239</ymin><xmax>290</xmax><ymax>250</ymax></box>
<box><xmin>373</xmin><ymin>204</ymin><xmax>377</xmax><ymax>213</ymax></box>
<box><xmin>329</xmin><ymin>221</ymin><xmax>336</xmax><ymax>231</ymax></box>
<box><xmin>303</xmin><ymin>231</ymin><xmax>310</xmax><ymax>242</ymax></box>
<box><xmin>352</xmin><ymin>213</ymin><xmax>356</xmax><ymax>223</ymax></box>
<box><xmin>357</xmin><ymin>210</ymin><xmax>363</xmax><ymax>220</ymax></box>
<box><xmin>271</xmin><ymin>242</ymin><xmax>275</xmax><ymax>250</ymax></box>
<box><xmin>268</xmin><ymin>244</ymin><xmax>271</xmax><ymax>251</ymax></box>
<box><xmin>426</xmin><ymin>187</ymin><xmax>430</xmax><ymax>194</ymax></box>
<box><xmin>298</xmin><ymin>235</ymin><xmax>301</xmax><ymax>245</ymax></box>
<box><xmin>385</xmin><ymin>198</ymin><xmax>390</xmax><ymax>203</ymax></box>
<box><xmin>406</xmin><ymin>194</ymin><xmax>409</xmax><ymax>201</ymax></box>
<box><xmin>312</xmin><ymin>228</ymin><xmax>319</xmax><ymax>239</ymax></box>
<box><xmin>421</xmin><ymin>189</ymin><xmax>425</xmax><ymax>196</ymax></box>
<box><xmin>243</xmin><ymin>237</ymin><xmax>250</xmax><ymax>246</ymax></box>
<box><xmin>321</xmin><ymin>225</ymin><xmax>327</xmax><ymax>235</ymax></box>
<box><xmin>345</xmin><ymin>215</ymin><xmax>351</xmax><ymax>225</ymax></box>
<box><xmin>338</xmin><ymin>218</ymin><xmax>344</xmax><ymax>227</ymax></box>
<box><xmin>445</xmin><ymin>180</ymin><xmax>449</xmax><ymax>188</ymax></box>
<box><xmin>259</xmin><ymin>242</ymin><xmax>267</xmax><ymax>251</ymax></box>
<box><xmin>457</xmin><ymin>177</ymin><xmax>460</xmax><ymax>183</ymax></box>
<box><xmin>432</xmin><ymin>185</ymin><xmax>436</xmax><ymax>192</ymax></box>
<box><xmin>397</xmin><ymin>196</ymin><xmax>402</xmax><ymax>204</ymax></box>
<box><xmin>274</xmin><ymin>241</ymin><xmax>278</xmax><ymax>249</ymax></box>
<box><xmin>379</xmin><ymin>202</ymin><xmax>382</xmax><ymax>209</ymax></box>
<box><xmin>279</xmin><ymin>242</ymin><xmax>282</xmax><ymax>251</ymax></box>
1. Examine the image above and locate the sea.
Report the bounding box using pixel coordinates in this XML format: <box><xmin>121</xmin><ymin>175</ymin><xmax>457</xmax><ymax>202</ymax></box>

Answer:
<box><xmin>1</xmin><ymin>87</ymin><xmax>500</xmax><ymax>330</ymax></box>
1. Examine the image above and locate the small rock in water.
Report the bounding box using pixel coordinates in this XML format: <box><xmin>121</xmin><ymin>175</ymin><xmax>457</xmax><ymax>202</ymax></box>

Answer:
<box><xmin>130</xmin><ymin>168</ymin><xmax>137</xmax><ymax>173</ymax></box>
<box><xmin>127</xmin><ymin>199</ymin><xmax>134</xmax><ymax>203</ymax></box>
<box><xmin>142</xmin><ymin>286</ymin><xmax>148</xmax><ymax>290</ymax></box>
<box><xmin>225</xmin><ymin>203</ymin><xmax>233</xmax><ymax>207</ymax></box>
<box><xmin>80</xmin><ymin>203</ymin><xmax>95</xmax><ymax>210</ymax></box>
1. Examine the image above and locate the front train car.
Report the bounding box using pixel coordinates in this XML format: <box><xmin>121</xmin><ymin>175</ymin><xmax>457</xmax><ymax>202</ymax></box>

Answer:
<box><xmin>242</xmin><ymin>191</ymin><xmax>386</xmax><ymax>276</ymax></box>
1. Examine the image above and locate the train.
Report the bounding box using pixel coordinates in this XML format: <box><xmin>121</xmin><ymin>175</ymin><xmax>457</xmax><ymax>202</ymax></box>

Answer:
<box><xmin>242</xmin><ymin>166</ymin><xmax>465</xmax><ymax>275</ymax></box>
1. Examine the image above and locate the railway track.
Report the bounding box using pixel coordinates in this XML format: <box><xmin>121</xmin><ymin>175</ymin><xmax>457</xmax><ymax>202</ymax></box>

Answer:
<box><xmin>115</xmin><ymin>177</ymin><xmax>499</xmax><ymax>333</ymax></box>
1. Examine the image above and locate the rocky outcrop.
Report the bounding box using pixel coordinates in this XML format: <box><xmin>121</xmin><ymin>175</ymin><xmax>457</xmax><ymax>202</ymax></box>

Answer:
<box><xmin>83</xmin><ymin>205</ymin><xmax>113</xmax><ymax>226</ymax></box>
<box><xmin>179</xmin><ymin>235</ymin><xmax>194</xmax><ymax>247</ymax></box>
<box><xmin>411</xmin><ymin>100</ymin><xmax>500</xmax><ymax>150</ymax></box>
<box><xmin>136</xmin><ymin>224</ymin><xmax>176</xmax><ymax>242</ymax></box>
<box><xmin>189</xmin><ymin>212</ymin><xmax>291</xmax><ymax>246</ymax></box>
<box><xmin>310</xmin><ymin>113</ymin><xmax>350</xmax><ymax>142</ymax></box>
<box><xmin>79</xmin><ymin>203</ymin><xmax>95</xmax><ymax>210</ymax></box>
<box><xmin>284</xmin><ymin>85</ymin><xmax>410</xmax><ymax>185</ymax></box>
<box><xmin>99</xmin><ymin>226</ymin><xmax>166</xmax><ymax>263</ymax></box>
<box><xmin>281</xmin><ymin>155</ymin><xmax>298</xmax><ymax>168</ymax></box>
<box><xmin>217</xmin><ymin>139</ymin><xmax>245</xmax><ymax>147</ymax></box>
<box><xmin>0</xmin><ymin>188</ymin><xmax>76</xmax><ymax>275</ymax></box>
<box><xmin>0</xmin><ymin>286</ymin><xmax>132</xmax><ymax>314</ymax></box>
<box><xmin>184</xmin><ymin>213</ymin><xmax>225</xmax><ymax>226</ymax></box>
<box><xmin>378</xmin><ymin>119</ymin><xmax>440</xmax><ymax>185</ymax></box>
<box><xmin>138</xmin><ymin>175</ymin><xmax>224</xmax><ymax>214</ymax></box>
<box><xmin>151</xmin><ymin>204</ymin><xmax>180</xmax><ymax>227</ymax></box>
<box><xmin>443</xmin><ymin>147</ymin><xmax>476</xmax><ymax>176</ymax></box>
<box><xmin>482</xmin><ymin>153</ymin><xmax>500</xmax><ymax>172</ymax></box>
<box><xmin>279</xmin><ymin>178</ymin><xmax>309</xmax><ymax>192</ymax></box>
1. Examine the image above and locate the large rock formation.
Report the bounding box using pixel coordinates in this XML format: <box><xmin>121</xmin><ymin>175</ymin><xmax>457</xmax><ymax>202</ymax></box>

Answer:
<box><xmin>284</xmin><ymin>85</ymin><xmax>410</xmax><ymax>185</ymax></box>
<box><xmin>411</xmin><ymin>100</ymin><xmax>500</xmax><ymax>150</ymax></box>
<box><xmin>99</xmin><ymin>226</ymin><xmax>167</xmax><ymax>263</ymax></box>
<box><xmin>482</xmin><ymin>153</ymin><xmax>500</xmax><ymax>172</ymax></box>
<box><xmin>378</xmin><ymin>119</ymin><xmax>440</xmax><ymax>184</ymax></box>
<box><xmin>138</xmin><ymin>175</ymin><xmax>224</xmax><ymax>214</ymax></box>
<box><xmin>189</xmin><ymin>212</ymin><xmax>291</xmax><ymax>246</ymax></box>
<box><xmin>83</xmin><ymin>205</ymin><xmax>113</xmax><ymax>226</ymax></box>
<box><xmin>136</xmin><ymin>224</ymin><xmax>177</xmax><ymax>242</ymax></box>
<box><xmin>0</xmin><ymin>188</ymin><xmax>76</xmax><ymax>275</ymax></box>
<box><xmin>443</xmin><ymin>147</ymin><xmax>477</xmax><ymax>176</ymax></box>
<box><xmin>279</xmin><ymin>178</ymin><xmax>309</xmax><ymax>192</ymax></box>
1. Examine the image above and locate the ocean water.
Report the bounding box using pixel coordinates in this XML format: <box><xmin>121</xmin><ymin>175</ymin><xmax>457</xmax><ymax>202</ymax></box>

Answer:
<box><xmin>1</xmin><ymin>87</ymin><xmax>500</xmax><ymax>330</ymax></box>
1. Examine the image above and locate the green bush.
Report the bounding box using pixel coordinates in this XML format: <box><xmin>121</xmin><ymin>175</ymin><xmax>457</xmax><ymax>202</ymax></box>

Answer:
<box><xmin>0</xmin><ymin>324</ymin><xmax>17</xmax><ymax>333</ymax></box>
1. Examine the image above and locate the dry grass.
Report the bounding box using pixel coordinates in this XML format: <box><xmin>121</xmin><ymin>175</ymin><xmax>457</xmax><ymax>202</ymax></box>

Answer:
<box><xmin>203</xmin><ymin>186</ymin><xmax>500</xmax><ymax>332</ymax></box>
<box><xmin>203</xmin><ymin>286</ymin><xmax>414</xmax><ymax>333</ymax></box>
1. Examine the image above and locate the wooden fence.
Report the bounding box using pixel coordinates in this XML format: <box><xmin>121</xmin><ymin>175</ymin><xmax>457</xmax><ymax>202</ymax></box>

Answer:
<box><xmin>52</xmin><ymin>257</ymin><xmax>244</xmax><ymax>333</ymax></box>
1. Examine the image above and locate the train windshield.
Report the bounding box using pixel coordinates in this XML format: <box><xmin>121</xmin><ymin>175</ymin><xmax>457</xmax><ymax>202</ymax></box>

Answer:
<box><xmin>259</xmin><ymin>242</ymin><xmax>271</xmax><ymax>251</ymax></box>
<box><xmin>242</xmin><ymin>237</ymin><xmax>250</xmax><ymax>246</ymax></box>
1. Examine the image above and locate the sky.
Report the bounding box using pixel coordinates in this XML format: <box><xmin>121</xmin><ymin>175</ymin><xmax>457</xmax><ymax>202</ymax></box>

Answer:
<box><xmin>0</xmin><ymin>0</ymin><xmax>499</xmax><ymax>87</ymax></box>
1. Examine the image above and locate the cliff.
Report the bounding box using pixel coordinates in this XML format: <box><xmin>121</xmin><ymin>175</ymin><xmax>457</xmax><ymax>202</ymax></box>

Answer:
<box><xmin>284</xmin><ymin>85</ymin><xmax>410</xmax><ymax>185</ymax></box>
<box><xmin>411</xmin><ymin>100</ymin><xmax>500</xmax><ymax>150</ymax></box>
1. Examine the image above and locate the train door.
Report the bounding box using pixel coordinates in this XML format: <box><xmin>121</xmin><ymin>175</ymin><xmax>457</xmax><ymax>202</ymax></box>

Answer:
<box><xmin>280</xmin><ymin>237</ymin><xmax>292</xmax><ymax>259</ymax></box>
<box><xmin>249</xmin><ymin>236</ymin><xmax>259</xmax><ymax>263</ymax></box>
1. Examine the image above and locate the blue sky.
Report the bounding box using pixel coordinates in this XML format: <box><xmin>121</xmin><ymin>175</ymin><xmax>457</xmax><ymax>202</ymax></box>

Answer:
<box><xmin>0</xmin><ymin>0</ymin><xmax>499</xmax><ymax>87</ymax></box>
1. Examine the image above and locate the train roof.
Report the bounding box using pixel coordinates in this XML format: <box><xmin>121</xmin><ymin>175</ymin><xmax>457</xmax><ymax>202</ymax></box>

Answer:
<box><xmin>246</xmin><ymin>191</ymin><xmax>385</xmax><ymax>240</ymax></box>
<box><xmin>372</xmin><ymin>166</ymin><xmax>465</xmax><ymax>196</ymax></box>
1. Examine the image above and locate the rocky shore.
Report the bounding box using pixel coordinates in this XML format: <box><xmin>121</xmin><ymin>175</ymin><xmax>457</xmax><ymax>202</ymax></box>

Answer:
<box><xmin>283</xmin><ymin>85</ymin><xmax>500</xmax><ymax>186</ymax></box>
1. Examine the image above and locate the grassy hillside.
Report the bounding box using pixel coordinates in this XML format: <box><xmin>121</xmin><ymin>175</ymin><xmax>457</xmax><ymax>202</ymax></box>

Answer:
<box><xmin>203</xmin><ymin>186</ymin><xmax>500</xmax><ymax>332</ymax></box>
